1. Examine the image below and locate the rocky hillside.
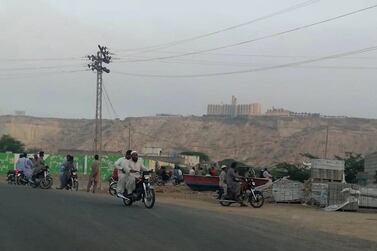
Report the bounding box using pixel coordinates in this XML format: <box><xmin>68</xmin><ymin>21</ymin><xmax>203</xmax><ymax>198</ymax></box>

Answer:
<box><xmin>1</xmin><ymin>115</ymin><xmax>377</xmax><ymax>166</ymax></box>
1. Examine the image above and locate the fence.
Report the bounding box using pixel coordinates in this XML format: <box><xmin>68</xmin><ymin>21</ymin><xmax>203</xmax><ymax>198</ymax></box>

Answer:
<box><xmin>0</xmin><ymin>152</ymin><xmax>168</xmax><ymax>181</ymax></box>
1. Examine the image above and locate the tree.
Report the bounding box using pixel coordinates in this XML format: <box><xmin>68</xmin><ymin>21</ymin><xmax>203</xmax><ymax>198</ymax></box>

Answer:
<box><xmin>334</xmin><ymin>152</ymin><xmax>364</xmax><ymax>184</ymax></box>
<box><xmin>272</xmin><ymin>162</ymin><xmax>310</xmax><ymax>182</ymax></box>
<box><xmin>0</xmin><ymin>134</ymin><xmax>25</xmax><ymax>153</ymax></box>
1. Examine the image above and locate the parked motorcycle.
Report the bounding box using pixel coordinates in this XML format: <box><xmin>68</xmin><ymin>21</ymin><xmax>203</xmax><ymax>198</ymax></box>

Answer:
<box><xmin>65</xmin><ymin>169</ymin><xmax>79</xmax><ymax>191</ymax></box>
<box><xmin>218</xmin><ymin>177</ymin><xmax>264</xmax><ymax>208</ymax></box>
<box><xmin>122</xmin><ymin>171</ymin><xmax>155</xmax><ymax>209</ymax></box>
<box><xmin>31</xmin><ymin>166</ymin><xmax>53</xmax><ymax>189</ymax></box>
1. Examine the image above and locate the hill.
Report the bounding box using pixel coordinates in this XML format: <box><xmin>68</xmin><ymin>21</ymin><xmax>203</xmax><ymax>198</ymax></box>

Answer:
<box><xmin>1</xmin><ymin>115</ymin><xmax>377</xmax><ymax>165</ymax></box>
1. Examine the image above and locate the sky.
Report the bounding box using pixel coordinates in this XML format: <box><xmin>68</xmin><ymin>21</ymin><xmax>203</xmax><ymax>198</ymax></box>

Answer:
<box><xmin>0</xmin><ymin>0</ymin><xmax>377</xmax><ymax>119</ymax></box>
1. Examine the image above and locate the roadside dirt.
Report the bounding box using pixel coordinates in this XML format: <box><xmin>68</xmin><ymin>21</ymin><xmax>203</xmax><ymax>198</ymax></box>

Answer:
<box><xmin>2</xmin><ymin>175</ymin><xmax>376</xmax><ymax>242</ymax></box>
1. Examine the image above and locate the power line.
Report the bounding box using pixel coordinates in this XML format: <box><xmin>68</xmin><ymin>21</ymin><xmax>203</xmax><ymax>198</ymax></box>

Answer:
<box><xmin>103</xmin><ymin>84</ymin><xmax>119</xmax><ymax>118</ymax></box>
<box><xmin>112</xmin><ymin>45</ymin><xmax>377</xmax><ymax>78</ymax></box>
<box><xmin>119</xmin><ymin>4</ymin><xmax>377</xmax><ymax>63</ymax></box>
<box><xmin>0</xmin><ymin>63</ymin><xmax>86</xmax><ymax>72</ymax></box>
<box><xmin>0</xmin><ymin>57</ymin><xmax>85</xmax><ymax>62</ymax></box>
<box><xmin>116</xmin><ymin>0</ymin><xmax>319</xmax><ymax>54</ymax></box>
<box><xmin>0</xmin><ymin>69</ymin><xmax>89</xmax><ymax>80</ymax></box>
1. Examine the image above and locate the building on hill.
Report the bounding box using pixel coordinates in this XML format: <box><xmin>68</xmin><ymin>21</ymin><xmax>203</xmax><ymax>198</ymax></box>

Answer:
<box><xmin>207</xmin><ymin>96</ymin><xmax>261</xmax><ymax>117</ymax></box>
<box><xmin>265</xmin><ymin>107</ymin><xmax>320</xmax><ymax>118</ymax></box>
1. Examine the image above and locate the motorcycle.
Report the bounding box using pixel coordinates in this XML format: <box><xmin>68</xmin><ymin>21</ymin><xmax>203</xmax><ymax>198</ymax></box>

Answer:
<box><xmin>6</xmin><ymin>170</ymin><xmax>17</xmax><ymax>184</ymax></box>
<box><xmin>108</xmin><ymin>176</ymin><xmax>118</xmax><ymax>196</ymax></box>
<box><xmin>122</xmin><ymin>171</ymin><xmax>156</xmax><ymax>209</ymax></box>
<box><xmin>31</xmin><ymin>166</ymin><xmax>53</xmax><ymax>189</ymax></box>
<box><xmin>65</xmin><ymin>169</ymin><xmax>79</xmax><ymax>191</ymax></box>
<box><xmin>218</xmin><ymin>177</ymin><xmax>264</xmax><ymax>208</ymax></box>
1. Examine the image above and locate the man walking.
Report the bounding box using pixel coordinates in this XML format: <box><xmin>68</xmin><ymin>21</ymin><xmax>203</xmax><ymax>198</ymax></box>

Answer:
<box><xmin>87</xmin><ymin>154</ymin><xmax>100</xmax><ymax>193</ymax></box>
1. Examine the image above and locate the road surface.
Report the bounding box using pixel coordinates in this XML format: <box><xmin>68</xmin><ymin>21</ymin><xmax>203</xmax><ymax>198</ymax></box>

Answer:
<box><xmin>0</xmin><ymin>184</ymin><xmax>375</xmax><ymax>251</ymax></box>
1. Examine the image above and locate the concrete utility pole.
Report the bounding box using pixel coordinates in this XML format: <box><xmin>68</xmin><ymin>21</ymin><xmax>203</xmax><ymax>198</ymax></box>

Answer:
<box><xmin>324</xmin><ymin>124</ymin><xmax>329</xmax><ymax>159</ymax></box>
<box><xmin>88</xmin><ymin>45</ymin><xmax>111</xmax><ymax>154</ymax></box>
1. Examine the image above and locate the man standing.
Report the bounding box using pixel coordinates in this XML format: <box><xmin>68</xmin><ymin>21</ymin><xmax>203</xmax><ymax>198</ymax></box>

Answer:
<box><xmin>87</xmin><ymin>154</ymin><xmax>100</xmax><ymax>193</ymax></box>
<box><xmin>114</xmin><ymin>150</ymin><xmax>132</xmax><ymax>199</ymax></box>
<box><xmin>218</xmin><ymin>165</ymin><xmax>227</xmax><ymax>198</ymax></box>
<box><xmin>125</xmin><ymin>151</ymin><xmax>147</xmax><ymax>196</ymax></box>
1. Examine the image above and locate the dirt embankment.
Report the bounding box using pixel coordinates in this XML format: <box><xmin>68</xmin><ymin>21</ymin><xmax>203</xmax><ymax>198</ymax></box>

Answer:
<box><xmin>2</xmin><ymin>115</ymin><xmax>377</xmax><ymax>165</ymax></box>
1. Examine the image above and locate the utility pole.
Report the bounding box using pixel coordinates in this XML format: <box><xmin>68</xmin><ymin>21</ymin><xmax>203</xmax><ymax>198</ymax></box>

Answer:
<box><xmin>88</xmin><ymin>45</ymin><xmax>111</xmax><ymax>154</ymax></box>
<box><xmin>88</xmin><ymin>45</ymin><xmax>111</xmax><ymax>190</ymax></box>
<box><xmin>324</xmin><ymin>124</ymin><xmax>329</xmax><ymax>159</ymax></box>
<box><xmin>128</xmin><ymin>121</ymin><xmax>132</xmax><ymax>150</ymax></box>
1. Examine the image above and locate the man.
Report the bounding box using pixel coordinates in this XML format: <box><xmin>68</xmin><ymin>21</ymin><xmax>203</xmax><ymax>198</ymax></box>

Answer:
<box><xmin>226</xmin><ymin>162</ymin><xmax>242</xmax><ymax>201</ymax></box>
<box><xmin>15</xmin><ymin>153</ymin><xmax>26</xmax><ymax>172</ymax></box>
<box><xmin>124</xmin><ymin>151</ymin><xmax>147</xmax><ymax>196</ymax></box>
<box><xmin>87</xmin><ymin>154</ymin><xmax>100</xmax><ymax>193</ymax></box>
<box><xmin>263</xmin><ymin>168</ymin><xmax>273</xmax><ymax>180</ymax></box>
<box><xmin>60</xmin><ymin>155</ymin><xmax>75</xmax><ymax>189</ymax></box>
<box><xmin>218</xmin><ymin>165</ymin><xmax>227</xmax><ymax>199</ymax></box>
<box><xmin>114</xmin><ymin>150</ymin><xmax>132</xmax><ymax>199</ymax></box>
<box><xmin>189</xmin><ymin>167</ymin><xmax>195</xmax><ymax>175</ymax></box>
<box><xmin>209</xmin><ymin>166</ymin><xmax>218</xmax><ymax>176</ymax></box>
<box><xmin>32</xmin><ymin>151</ymin><xmax>45</xmax><ymax>181</ymax></box>
<box><xmin>23</xmin><ymin>153</ymin><xmax>33</xmax><ymax>182</ymax></box>
<box><xmin>57</xmin><ymin>155</ymin><xmax>70</xmax><ymax>189</ymax></box>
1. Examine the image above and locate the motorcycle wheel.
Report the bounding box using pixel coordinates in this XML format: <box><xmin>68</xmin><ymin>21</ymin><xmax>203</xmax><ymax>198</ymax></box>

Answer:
<box><xmin>74</xmin><ymin>181</ymin><xmax>79</xmax><ymax>191</ymax></box>
<box><xmin>219</xmin><ymin>194</ymin><xmax>231</xmax><ymax>207</ymax></box>
<box><xmin>40</xmin><ymin>176</ymin><xmax>53</xmax><ymax>189</ymax></box>
<box><xmin>109</xmin><ymin>182</ymin><xmax>117</xmax><ymax>196</ymax></box>
<box><xmin>123</xmin><ymin>197</ymin><xmax>133</xmax><ymax>207</ymax></box>
<box><xmin>249</xmin><ymin>191</ymin><xmax>264</xmax><ymax>208</ymax></box>
<box><xmin>143</xmin><ymin>189</ymin><xmax>155</xmax><ymax>209</ymax></box>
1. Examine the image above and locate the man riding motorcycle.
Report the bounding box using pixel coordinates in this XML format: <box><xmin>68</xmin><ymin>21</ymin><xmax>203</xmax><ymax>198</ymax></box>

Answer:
<box><xmin>114</xmin><ymin>150</ymin><xmax>132</xmax><ymax>199</ymax></box>
<box><xmin>124</xmin><ymin>151</ymin><xmax>147</xmax><ymax>197</ymax></box>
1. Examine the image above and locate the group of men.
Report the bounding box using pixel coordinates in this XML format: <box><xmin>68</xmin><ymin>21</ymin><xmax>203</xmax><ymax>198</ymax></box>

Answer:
<box><xmin>113</xmin><ymin>150</ymin><xmax>147</xmax><ymax>200</ymax></box>
<box><xmin>15</xmin><ymin>151</ymin><xmax>45</xmax><ymax>183</ymax></box>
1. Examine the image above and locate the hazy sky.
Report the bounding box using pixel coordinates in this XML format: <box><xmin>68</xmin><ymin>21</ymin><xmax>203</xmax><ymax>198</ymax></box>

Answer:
<box><xmin>1</xmin><ymin>0</ymin><xmax>377</xmax><ymax>119</ymax></box>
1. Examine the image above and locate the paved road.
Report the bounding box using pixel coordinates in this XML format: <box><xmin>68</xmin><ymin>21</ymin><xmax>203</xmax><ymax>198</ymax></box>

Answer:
<box><xmin>0</xmin><ymin>184</ymin><xmax>375</xmax><ymax>251</ymax></box>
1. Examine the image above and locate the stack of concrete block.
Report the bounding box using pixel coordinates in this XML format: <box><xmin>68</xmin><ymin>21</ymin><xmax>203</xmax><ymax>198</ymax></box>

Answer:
<box><xmin>359</xmin><ymin>187</ymin><xmax>377</xmax><ymax>208</ymax></box>
<box><xmin>272</xmin><ymin>179</ymin><xmax>304</xmax><ymax>202</ymax></box>
<box><xmin>310</xmin><ymin>183</ymin><xmax>328</xmax><ymax>207</ymax></box>
<box><xmin>311</xmin><ymin>159</ymin><xmax>344</xmax><ymax>182</ymax></box>
<box><xmin>328</xmin><ymin>183</ymin><xmax>359</xmax><ymax>211</ymax></box>
<box><xmin>365</xmin><ymin>152</ymin><xmax>377</xmax><ymax>186</ymax></box>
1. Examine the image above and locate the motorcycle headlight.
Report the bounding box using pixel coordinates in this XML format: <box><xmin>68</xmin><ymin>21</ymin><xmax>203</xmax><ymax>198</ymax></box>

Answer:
<box><xmin>252</xmin><ymin>181</ymin><xmax>256</xmax><ymax>186</ymax></box>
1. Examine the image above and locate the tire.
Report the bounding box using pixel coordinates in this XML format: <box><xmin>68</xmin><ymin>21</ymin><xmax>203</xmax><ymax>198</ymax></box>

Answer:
<box><xmin>219</xmin><ymin>194</ymin><xmax>232</xmax><ymax>207</ymax></box>
<box><xmin>109</xmin><ymin>182</ymin><xmax>117</xmax><ymax>196</ymax></box>
<box><xmin>249</xmin><ymin>191</ymin><xmax>264</xmax><ymax>208</ymax></box>
<box><xmin>123</xmin><ymin>197</ymin><xmax>133</xmax><ymax>207</ymax></box>
<box><xmin>40</xmin><ymin>176</ymin><xmax>53</xmax><ymax>189</ymax></box>
<box><xmin>74</xmin><ymin>180</ymin><xmax>79</xmax><ymax>191</ymax></box>
<box><xmin>143</xmin><ymin>189</ymin><xmax>155</xmax><ymax>209</ymax></box>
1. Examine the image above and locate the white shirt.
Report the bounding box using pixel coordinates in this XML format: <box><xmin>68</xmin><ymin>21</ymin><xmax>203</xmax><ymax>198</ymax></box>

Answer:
<box><xmin>114</xmin><ymin>157</ymin><xmax>129</xmax><ymax>173</ymax></box>
<box><xmin>189</xmin><ymin>169</ymin><xmax>195</xmax><ymax>175</ymax></box>
<box><xmin>126</xmin><ymin>158</ymin><xmax>147</xmax><ymax>178</ymax></box>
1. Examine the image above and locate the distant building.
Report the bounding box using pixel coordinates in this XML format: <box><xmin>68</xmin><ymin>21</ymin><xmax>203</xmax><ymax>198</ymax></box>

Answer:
<box><xmin>14</xmin><ymin>110</ymin><xmax>26</xmax><ymax>116</ymax></box>
<box><xmin>207</xmin><ymin>96</ymin><xmax>261</xmax><ymax>117</ymax></box>
<box><xmin>265</xmin><ymin>107</ymin><xmax>291</xmax><ymax>117</ymax></box>
<box><xmin>142</xmin><ymin>144</ymin><xmax>162</xmax><ymax>156</ymax></box>
<box><xmin>265</xmin><ymin>107</ymin><xmax>320</xmax><ymax>118</ymax></box>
